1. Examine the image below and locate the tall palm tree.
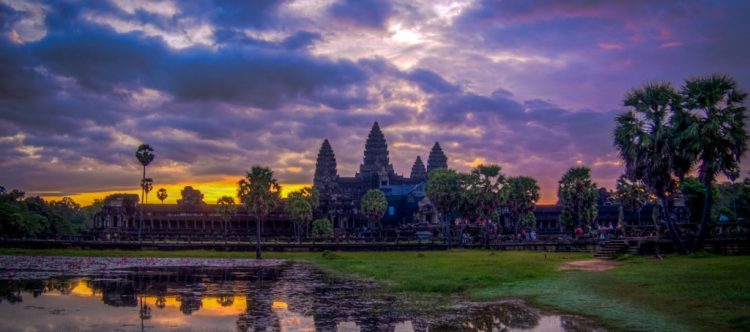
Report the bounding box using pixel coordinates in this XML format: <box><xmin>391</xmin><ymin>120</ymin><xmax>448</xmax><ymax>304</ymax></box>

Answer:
<box><xmin>425</xmin><ymin>168</ymin><xmax>462</xmax><ymax>248</ymax></box>
<box><xmin>238</xmin><ymin>166</ymin><xmax>281</xmax><ymax>259</ymax></box>
<box><xmin>614</xmin><ymin>82</ymin><xmax>688</xmax><ymax>253</ymax></box>
<box><xmin>679</xmin><ymin>74</ymin><xmax>748</xmax><ymax>249</ymax></box>
<box><xmin>135</xmin><ymin>144</ymin><xmax>155</xmax><ymax>242</ymax></box>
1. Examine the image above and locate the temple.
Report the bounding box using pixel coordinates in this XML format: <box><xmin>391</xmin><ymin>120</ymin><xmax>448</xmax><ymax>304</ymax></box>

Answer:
<box><xmin>92</xmin><ymin>121</ymin><xmax>656</xmax><ymax>241</ymax></box>
<box><xmin>314</xmin><ymin>122</ymin><xmax>446</xmax><ymax>228</ymax></box>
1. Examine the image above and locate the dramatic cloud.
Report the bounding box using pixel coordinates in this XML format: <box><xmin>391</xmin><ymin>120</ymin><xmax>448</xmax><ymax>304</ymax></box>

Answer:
<box><xmin>0</xmin><ymin>0</ymin><xmax>748</xmax><ymax>204</ymax></box>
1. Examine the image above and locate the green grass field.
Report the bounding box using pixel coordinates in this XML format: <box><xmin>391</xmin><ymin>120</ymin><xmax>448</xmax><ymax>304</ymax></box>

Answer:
<box><xmin>2</xmin><ymin>248</ymin><xmax>748</xmax><ymax>331</ymax></box>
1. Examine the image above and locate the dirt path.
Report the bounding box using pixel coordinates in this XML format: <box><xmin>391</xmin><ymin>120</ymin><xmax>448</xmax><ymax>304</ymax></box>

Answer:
<box><xmin>558</xmin><ymin>258</ymin><xmax>618</xmax><ymax>271</ymax></box>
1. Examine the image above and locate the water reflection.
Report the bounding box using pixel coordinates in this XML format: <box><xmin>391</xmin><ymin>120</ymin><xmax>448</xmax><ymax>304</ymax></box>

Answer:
<box><xmin>0</xmin><ymin>263</ymin><xmax>602</xmax><ymax>331</ymax></box>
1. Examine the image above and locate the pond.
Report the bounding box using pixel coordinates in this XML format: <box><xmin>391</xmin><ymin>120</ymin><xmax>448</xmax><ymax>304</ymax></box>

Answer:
<box><xmin>0</xmin><ymin>256</ymin><xmax>604</xmax><ymax>331</ymax></box>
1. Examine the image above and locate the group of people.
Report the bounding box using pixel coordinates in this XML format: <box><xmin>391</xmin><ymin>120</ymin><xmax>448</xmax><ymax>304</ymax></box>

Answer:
<box><xmin>572</xmin><ymin>223</ymin><xmax>624</xmax><ymax>240</ymax></box>
<box><xmin>512</xmin><ymin>229</ymin><xmax>537</xmax><ymax>242</ymax></box>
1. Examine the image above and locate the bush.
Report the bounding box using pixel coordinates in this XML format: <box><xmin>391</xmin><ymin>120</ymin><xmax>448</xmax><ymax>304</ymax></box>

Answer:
<box><xmin>321</xmin><ymin>250</ymin><xmax>337</xmax><ymax>259</ymax></box>
<box><xmin>312</xmin><ymin>218</ymin><xmax>333</xmax><ymax>238</ymax></box>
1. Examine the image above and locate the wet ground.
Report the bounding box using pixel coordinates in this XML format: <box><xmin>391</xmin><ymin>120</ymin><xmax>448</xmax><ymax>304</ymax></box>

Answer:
<box><xmin>0</xmin><ymin>256</ymin><xmax>605</xmax><ymax>331</ymax></box>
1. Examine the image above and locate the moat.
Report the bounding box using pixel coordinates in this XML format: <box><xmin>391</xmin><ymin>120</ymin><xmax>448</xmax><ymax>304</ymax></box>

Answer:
<box><xmin>0</xmin><ymin>257</ymin><xmax>603</xmax><ymax>331</ymax></box>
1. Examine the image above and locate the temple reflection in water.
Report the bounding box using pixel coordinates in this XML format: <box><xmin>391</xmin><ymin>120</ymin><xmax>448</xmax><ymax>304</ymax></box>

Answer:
<box><xmin>0</xmin><ymin>263</ymin><xmax>599</xmax><ymax>331</ymax></box>
<box><xmin>0</xmin><ymin>264</ymin><xmax>420</xmax><ymax>332</ymax></box>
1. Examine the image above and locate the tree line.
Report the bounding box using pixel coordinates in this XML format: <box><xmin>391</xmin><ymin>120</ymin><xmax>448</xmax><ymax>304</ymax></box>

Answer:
<box><xmin>0</xmin><ymin>187</ymin><xmax>101</xmax><ymax>238</ymax></box>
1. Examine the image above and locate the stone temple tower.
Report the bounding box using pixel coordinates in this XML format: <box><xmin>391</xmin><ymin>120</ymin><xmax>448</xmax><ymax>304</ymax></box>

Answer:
<box><xmin>313</xmin><ymin>139</ymin><xmax>338</xmax><ymax>196</ymax></box>
<box><xmin>410</xmin><ymin>156</ymin><xmax>427</xmax><ymax>182</ymax></box>
<box><xmin>426</xmin><ymin>142</ymin><xmax>448</xmax><ymax>175</ymax></box>
<box><xmin>357</xmin><ymin>122</ymin><xmax>395</xmax><ymax>186</ymax></box>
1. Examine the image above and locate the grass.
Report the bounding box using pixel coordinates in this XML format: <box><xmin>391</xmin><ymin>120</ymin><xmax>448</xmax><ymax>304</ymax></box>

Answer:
<box><xmin>1</xmin><ymin>248</ymin><xmax>748</xmax><ymax>331</ymax></box>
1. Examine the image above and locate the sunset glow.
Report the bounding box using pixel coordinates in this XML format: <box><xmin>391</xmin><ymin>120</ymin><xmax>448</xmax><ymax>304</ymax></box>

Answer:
<box><xmin>40</xmin><ymin>180</ymin><xmax>311</xmax><ymax>206</ymax></box>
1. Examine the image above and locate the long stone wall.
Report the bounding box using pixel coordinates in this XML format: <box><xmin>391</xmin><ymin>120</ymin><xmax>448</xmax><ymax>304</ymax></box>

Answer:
<box><xmin>1</xmin><ymin>238</ymin><xmax>747</xmax><ymax>254</ymax></box>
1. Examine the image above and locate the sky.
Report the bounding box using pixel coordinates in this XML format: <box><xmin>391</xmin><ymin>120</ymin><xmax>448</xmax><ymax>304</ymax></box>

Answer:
<box><xmin>1</xmin><ymin>0</ymin><xmax>749</xmax><ymax>205</ymax></box>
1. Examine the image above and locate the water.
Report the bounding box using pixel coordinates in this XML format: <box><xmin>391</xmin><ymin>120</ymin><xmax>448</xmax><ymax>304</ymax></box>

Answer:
<box><xmin>0</xmin><ymin>261</ymin><xmax>603</xmax><ymax>331</ymax></box>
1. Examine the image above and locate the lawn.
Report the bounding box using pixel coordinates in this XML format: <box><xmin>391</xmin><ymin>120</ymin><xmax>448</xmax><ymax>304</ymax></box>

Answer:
<box><xmin>1</xmin><ymin>248</ymin><xmax>748</xmax><ymax>331</ymax></box>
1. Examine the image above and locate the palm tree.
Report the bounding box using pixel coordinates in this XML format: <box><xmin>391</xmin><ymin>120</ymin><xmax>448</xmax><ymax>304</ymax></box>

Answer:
<box><xmin>463</xmin><ymin>164</ymin><xmax>506</xmax><ymax>246</ymax></box>
<box><xmin>679</xmin><ymin>74</ymin><xmax>748</xmax><ymax>249</ymax></box>
<box><xmin>361</xmin><ymin>189</ymin><xmax>387</xmax><ymax>239</ymax></box>
<box><xmin>216</xmin><ymin>196</ymin><xmax>237</xmax><ymax>239</ymax></box>
<box><xmin>425</xmin><ymin>168</ymin><xmax>462</xmax><ymax>248</ymax></box>
<box><xmin>614</xmin><ymin>82</ymin><xmax>688</xmax><ymax>252</ymax></box>
<box><xmin>135</xmin><ymin>144</ymin><xmax>154</xmax><ymax>242</ymax></box>
<box><xmin>140</xmin><ymin>178</ymin><xmax>153</xmax><ymax>203</ymax></box>
<box><xmin>156</xmin><ymin>188</ymin><xmax>168</xmax><ymax>204</ymax></box>
<box><xmin>237</xmin><ymin>166</ymin><xmax>281</xmax><ymax>259</ymax></box>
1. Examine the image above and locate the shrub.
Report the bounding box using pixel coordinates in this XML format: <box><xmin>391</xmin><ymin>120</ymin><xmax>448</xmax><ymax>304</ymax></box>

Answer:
<box><xmin>321</xmin><ymin>250</ymin><xmax>337</xmax><ymax>259</ymax></box>
<box><xmin>312</xmin><ymin>218</ymin><xmax>333</xmax><ymax>238</ymax></box>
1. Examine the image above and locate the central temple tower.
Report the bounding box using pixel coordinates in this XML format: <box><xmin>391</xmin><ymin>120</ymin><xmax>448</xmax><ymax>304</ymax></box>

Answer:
<box><xmin>357</xmin><ymin>122</ymin><xmax>396</xmax><ymax>186</ymax></box>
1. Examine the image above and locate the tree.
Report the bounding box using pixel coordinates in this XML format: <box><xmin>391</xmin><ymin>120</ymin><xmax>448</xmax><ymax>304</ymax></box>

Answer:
<box><xmin>713</xmin><ymin>181</ymin><xmax>740</xmax><ymax>222</ymax></box>
<box><xmin>285</xmin><ymin>191</ymin><xmax>313</xmax><ymax>243</ymax></box>
<box><xmin>681</xmin><ymin>178</ymin><xmax>712</xmax><ymax>225</ymax></box>
<box><xmin>614</xmin><ymin>82</ymin><xmax>688</xmax><ymax>252</ymax></box>
<box><xmin>216</xmin><ymin>196</ymin><xmax>237</xmax><ymax>238</ymax></box>
<box><xmin>737</xmin><ymin>175</ymin><xmax>750</xmax><ymax>221</ymax></box>
<box><xmin>361</xmin><ymin>189</ymin><xmax>387</xmax><ymax>238</ymax></box>
<box><xmin>504</xmin><ymin>176</ymin><xmax>540</xmax><ymax>232</ymax></box>
<box><xmin>47</xmin><ymin>197</ymin><xmax>85</xmax><ymax>236</ymax></box>
<box><xmin>678</xmin><ymin>74</ymin><xmax>748</xmax><ymax>249</ymax></box>
<box><xmin>0</xmin><ymin>187</ymin><xmax>45</xmax><ymax>238</ymax></box>
<box><xmin>80</xmin><ymin>199</ymin><xmax>104</xmax><ymax>231</ymax></box>
<box><xmin>467</xmin><ymin>164</ymin><xmax>506</xmax><ymax>222</ymax></box>
<box><xmin>613</xmin><ymin>175</ymin><xmax>652</xmax><ymax>228</ymax></box>
<box><xmin>156</xmin><ymin>188</ymin><xmax>168</xmax><ymax>204</ymax></box>
<box><xmin>298</xmin><ymin>187</ymin><xmax>320</xmax><ymax>237</ymax></box>
<box><xmin>557</xmin><ymin>166</ymin><xmax>598</xmax><ymax>232</ymax></box>
<box><xmin>135</xmin><ymin>144</ymin><xmax>155</xmax><ymax>242</ymax></box>
<box><xmin>425</xmin><ymin>168</ymin><xmax>463</xmax><ymax>248</ymax></box>
<box><xmin>237</xmin><ymin>166</ymin><xmax>281</xmax><ymax>259</ymax></box>
<box><xmin>177</xmin><ymin>186</ymin><xmax>206</xmax><ymax>210</ymax></box>
<box><xmin>140</xmin><ymin>178</ymin><xmax>153</xmax><ymax>203</ymax></box>
<box><xmin>300</xmin><ymin>187</ymin><xmax>320</xmax><ymax>210</ymax></box>
<box><xmin>312</xmin><ymin>218</ymin><xmax>333</xmax><ymax>238</ymax></box>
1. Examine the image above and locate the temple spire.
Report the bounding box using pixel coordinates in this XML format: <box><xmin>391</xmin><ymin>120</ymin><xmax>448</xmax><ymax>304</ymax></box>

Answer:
<box><xmin>427</xmin><ymin>142</ymin><xmax>448</xmax><ymax>175</ymax></box>
<box><xmin>313</xmin><ymin>139</ymin><xmax>338</xmax><ymax>195</ymax></box>
<box><xmin>410</xmin><ymin>156</ymin><xmax>427</xmax><ymax>182</ymax></box>
<box><xmin>359</xmin><ymin>121</ymin><xmax>392</xmax><ymax>176</ymax></box>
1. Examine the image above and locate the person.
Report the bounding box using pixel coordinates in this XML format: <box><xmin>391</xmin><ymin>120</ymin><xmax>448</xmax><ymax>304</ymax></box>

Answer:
<box><xmin>530</xmin><ymin>230</ymin><xmax>537</xmax><ymax>241</ymax></box>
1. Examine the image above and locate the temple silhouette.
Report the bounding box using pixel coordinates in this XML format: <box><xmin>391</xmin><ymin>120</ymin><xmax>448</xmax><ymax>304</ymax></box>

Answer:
<box><xmin>93</xmin><ymin>122</ymin><xmax>450</xmax><ymax>239</ymax></box>
<box><xmin>313</xmin><ymin>122</ymin><xmax>447</xmax><ymax>229</ymax></box>
<box><xmin>92</xmin><ymin>122</ymin><xmax>649</xmax><ymax>241</ymax></box>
